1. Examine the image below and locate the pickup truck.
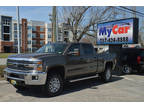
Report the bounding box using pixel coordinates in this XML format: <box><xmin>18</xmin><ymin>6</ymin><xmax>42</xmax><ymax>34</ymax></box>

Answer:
<box><xmin>4</xmin><ymin>42</ymin><xmax>116</xmax><ymax>96</ymax></box>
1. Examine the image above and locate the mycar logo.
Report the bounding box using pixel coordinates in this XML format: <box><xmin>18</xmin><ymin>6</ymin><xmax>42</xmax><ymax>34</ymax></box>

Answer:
<box><xmin>99</xmin><ymin>24</ymin><xmax>131</xmax><ymax>37</ymax></box>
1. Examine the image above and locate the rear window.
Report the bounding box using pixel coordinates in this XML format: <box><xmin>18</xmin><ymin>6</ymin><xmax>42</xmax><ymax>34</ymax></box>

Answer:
<box><xmin>82</xmin><ymin>44</ymin><xmax>94</xmax><ymax>55</ymax></box>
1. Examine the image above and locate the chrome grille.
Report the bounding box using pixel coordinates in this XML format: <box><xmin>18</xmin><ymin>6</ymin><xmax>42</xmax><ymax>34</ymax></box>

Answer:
<box><xmin>7</xmin><ymin>60</ymin><xmax>34</xmax><ymax>71</ymax></box>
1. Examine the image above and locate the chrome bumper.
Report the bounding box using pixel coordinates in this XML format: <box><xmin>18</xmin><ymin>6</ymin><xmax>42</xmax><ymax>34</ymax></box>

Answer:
<box><xmin>4</xmin><ymin>68</ymin><xmax>47</xmax><ymax>85</ymax></box>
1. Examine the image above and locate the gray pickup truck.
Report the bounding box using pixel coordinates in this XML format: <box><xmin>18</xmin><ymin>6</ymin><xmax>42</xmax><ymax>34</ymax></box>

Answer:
<box><xmin>4</xmin><ymin>42</ymin><xmax>116</xmax><ymax>96</ymax></box>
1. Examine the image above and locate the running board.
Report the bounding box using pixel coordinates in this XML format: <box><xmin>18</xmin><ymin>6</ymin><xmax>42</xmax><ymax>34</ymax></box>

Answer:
<box><xmin>69</xmin><ymin>74</ymin><xmax>99</xmax><ymax>83</ymax></box>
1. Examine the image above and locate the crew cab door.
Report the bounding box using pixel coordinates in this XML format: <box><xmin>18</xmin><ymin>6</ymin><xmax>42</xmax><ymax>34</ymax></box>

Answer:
<box><xmin>65</xmin><ymin>43</ymin><xmax>86</xmax><ymax>78</ymax></box>
<box><xmin>81</xmin><ymin>43</ymin><xmax>97</xmax><ymax>75</ymax></box>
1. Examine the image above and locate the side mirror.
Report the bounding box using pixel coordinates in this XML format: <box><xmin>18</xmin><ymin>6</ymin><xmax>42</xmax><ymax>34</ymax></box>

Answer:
<box><xmin>67</xmin><ymin>48</ymin><xmax>80</xmax><ymax>56</ymax></box>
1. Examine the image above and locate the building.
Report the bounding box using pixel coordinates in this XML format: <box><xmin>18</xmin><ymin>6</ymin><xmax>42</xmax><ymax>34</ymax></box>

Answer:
<box><xmin>0</xmin><ymin>15</ymin><xmax>73</xmax><ymax>53</ymax></box>
<box><xmin>11</xmin><ymin>18</ymin><xmax>46</xmax><ymax>53</ymax></box>
<box><xmin>0</xmin><ymin>15</ymin><xmax>13</xmax><ymax>53</ymax></box>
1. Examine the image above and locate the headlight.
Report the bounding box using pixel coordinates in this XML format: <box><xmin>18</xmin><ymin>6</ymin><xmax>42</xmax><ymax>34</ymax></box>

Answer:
<box><xmin>35</xmin><ymin>61</ymin><xmax>43</xmax><ymax>71</ymax></box>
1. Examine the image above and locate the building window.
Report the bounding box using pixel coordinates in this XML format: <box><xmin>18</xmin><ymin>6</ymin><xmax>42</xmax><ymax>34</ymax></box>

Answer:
<box><xmin>40</xmin><ymin>34</ymin><xmax>44</xmax><ymax>39</ymax></box>
<box><xmin>48</xmin><ymin>41</ymin><xmax>51</xmax><ymax>44</ymax></box>
<box><xmin>14</xmin><ymin>23</ymin><xmax>17</xmax><ymax>30</ymax></box>
<box><xmin>27</xmin><ymin>26</ymin><xmax>32</xmax><ymax>30</ymax></box>
<box><xmin>40</xmin><ymin>27</ymin><xmax>44</xmax><ymax>32</ymax></box>
<box><xmin>4</xmin><ymin>26</ymin><xmax>10</xmax><ymax>33</ymax></box>
<box><xmin>48</xmin><ymin>34</ymin><xmax>51</xmax><ymax>38</ymax></box>
<box><xmin>4</xmin><ymin>34</ymin><xmax>10</xmax><ymax>41</ymax></box>
<box><xmin>28</xmin><ymin>40</ymin><xmax>31</xmax><ymax>44</ymax></box>
<box><xmin>32</xmin><ymin>26</ymin><xmax>36</xmax><ymax>31</ymax></box>
<box><xmin>14</xmin><ymin>39</ymin><xmax>18</xmax><ymax>45</ymax></box>
<box><xmin>64</xmin><ymin>31</ymin><xmax>69</xmax><ymax>35</ymax></box>
<box><xmin>3</xmin><ymin>19</ymin><xmax>10</xmax><ymax>25</ymax></box>
<box><xmin>40</xmin><ymin>40</ymin><xmax>44</xmax><ymax>46</ymax></box>
<box><xmin>14</xmin><ymin>34</ymin><xmax>17</xmax><ymax>39</ymax></box>
<box><xmin>32</xmin><ymin>40</ymin><xmax>36</xmax><ymax>45</ymax></box>
<box><xmin>28</xmin><ymin>34</ymin><xmax>31</xmax><ymax>38</ymax></box>
<box><xmin>48</xmin><ymin>28</ymin><xmax>52</xmax><ymax>32</ymax></box>
<box><xmin>32</xmin><ymin>33</ymin><xmax>36</xmax><ymax>38</ymax></box>
<box><xmin>28</xmin><ymin>48</ymin><xmax>31</xmax><ymax>52</ymax></box>
<box><xmin>32</xmin><ymin>47</ymin><xmax>38</xmax><ymax>52</ymax></box>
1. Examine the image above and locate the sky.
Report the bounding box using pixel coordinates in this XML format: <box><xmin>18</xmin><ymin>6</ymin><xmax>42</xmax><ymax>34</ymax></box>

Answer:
<box><xmin>0</xmin><ymin>6</ymin><xmax>144</xmax><ymax>23</ymax></box>
<box><xmin>0</xmin><ymin>6</ymin><xmax>52</xmax><ymax>23</ymax></box>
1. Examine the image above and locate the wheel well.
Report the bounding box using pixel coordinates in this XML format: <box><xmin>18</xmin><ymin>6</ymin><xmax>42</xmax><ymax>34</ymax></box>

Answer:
<box><xmin>105</xmin><ymin>62</ymin><xmax>113</xmax><ymax>69</ymax></box>
<box><xmin>47</xmin><ymin>66</ymin><xmax>65</xmax><ymax>79</ymax></box>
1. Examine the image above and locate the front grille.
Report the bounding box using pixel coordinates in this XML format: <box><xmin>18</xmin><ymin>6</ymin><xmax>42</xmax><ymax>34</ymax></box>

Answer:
<box><xmin>7</xmin><ymin>59</ymin><xmax>34</xmax><ymax>71</ymax></box>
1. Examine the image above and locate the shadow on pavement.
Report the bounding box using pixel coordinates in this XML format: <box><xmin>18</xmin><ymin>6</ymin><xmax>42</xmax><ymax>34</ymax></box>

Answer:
<box><xmin>16</xmin><ymin>76</ymin><xmax>123</xmax><ymax>98</ymax></box>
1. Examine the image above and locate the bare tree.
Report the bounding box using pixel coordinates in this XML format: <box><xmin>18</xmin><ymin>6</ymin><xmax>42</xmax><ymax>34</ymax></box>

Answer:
<box><xmin>60</xmin><ymin>6</ymin><xmax>115</xmax><ymax>42</ymax></box>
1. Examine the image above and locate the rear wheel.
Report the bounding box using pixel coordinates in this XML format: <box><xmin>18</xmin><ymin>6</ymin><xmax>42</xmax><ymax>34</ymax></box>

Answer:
<box><xmin>100</xmin><ymin>67</ymin><xmax>112</xmax><ymax>82</ymax></box>
<box><xmin>122</xmin><ymin>65</ymin><xmax>132</xmax><ymax>74</ymax></box>
<box><xmin>44</xmin><ymin>73</ymin><xmax>63</xmax><ymax>97</ymax></box>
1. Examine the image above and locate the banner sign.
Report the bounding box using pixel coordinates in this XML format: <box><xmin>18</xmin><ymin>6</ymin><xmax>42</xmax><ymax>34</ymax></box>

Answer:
<box><xmin>97</xmin><ymin>18</ymin><xmax>139</xmax><ymax>45</ymax></box>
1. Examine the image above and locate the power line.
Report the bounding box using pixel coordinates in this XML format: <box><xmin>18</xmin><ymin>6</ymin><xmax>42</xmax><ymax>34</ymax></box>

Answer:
<box><xmin>120</xmin><ymin>6</ymin><xmax>144</xmax><ymax>16</ymax></box>
<box><xmin>111</xmin><ymin>6</ymin><xmax>144</xmax><ymax>17</ymax></box>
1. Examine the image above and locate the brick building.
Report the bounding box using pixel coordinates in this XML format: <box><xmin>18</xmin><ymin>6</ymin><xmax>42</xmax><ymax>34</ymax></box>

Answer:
<box><xmin>0</xmin><ymin>15</ymin><xmax>13</xmax><ymax>53</ymax></box>
<box><xmin>0</xmin><ymin>15</ymin><xmax>70</xmax><ymax>53</ymax></box>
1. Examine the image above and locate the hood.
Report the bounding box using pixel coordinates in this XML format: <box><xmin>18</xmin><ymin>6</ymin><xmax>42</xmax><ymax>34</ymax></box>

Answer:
<box><xmin>8</xmin><ymin>53</ymin><xmax>59</xmax><ymax>60</ymax></box>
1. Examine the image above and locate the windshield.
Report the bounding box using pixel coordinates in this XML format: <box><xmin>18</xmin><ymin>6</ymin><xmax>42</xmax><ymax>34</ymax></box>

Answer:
<box><xmin>36</xmin><ymin>43</ymin><xmax>67</xmax><ymax>54</ymax></box>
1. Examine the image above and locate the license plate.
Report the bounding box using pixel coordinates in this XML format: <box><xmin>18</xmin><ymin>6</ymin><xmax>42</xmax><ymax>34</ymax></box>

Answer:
<box><xmin>10</xmin><ymin>80</ymin><xmax>17</xmax><ymax>85</ymax></box>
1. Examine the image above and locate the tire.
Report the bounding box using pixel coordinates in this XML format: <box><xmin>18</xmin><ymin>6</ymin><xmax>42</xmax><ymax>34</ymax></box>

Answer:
<box><xmin>100</xmin><ymin>67</ymin><xmax>112</xmax><ymax>82</ymax></box>
<box><xmin>122</xmin><ymin>65</ymin><xmax>132</xmax><ymax>74</ymax></box>
<box><xmin>44</xmin><ymin>73</ymin><xmax>63</xmax><ymax>97</ymax></box>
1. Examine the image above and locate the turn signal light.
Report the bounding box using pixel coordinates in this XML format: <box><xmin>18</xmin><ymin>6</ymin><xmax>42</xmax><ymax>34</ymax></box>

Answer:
<box><xmin>37</xmin><ymin>61</ymin><xmax>42</xmax><ymax>65</ymax></box>
<box><xmin>36</xmin><ymin>66</ymin><xmax>42</xmax><ymax>71</ymax></box>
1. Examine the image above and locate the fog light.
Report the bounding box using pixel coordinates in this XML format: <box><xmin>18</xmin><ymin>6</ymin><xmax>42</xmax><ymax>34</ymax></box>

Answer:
<box><xmin>32</xmin><ymin>76</ymin><xmax>39</xmax><ymax>80</ymax></box>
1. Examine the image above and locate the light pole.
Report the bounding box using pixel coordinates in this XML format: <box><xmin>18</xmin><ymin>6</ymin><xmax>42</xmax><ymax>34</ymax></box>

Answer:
<box><xmin>16</xmin><ymin>6</ymin><xmax>21</xmax><ymax>54</ymax></box>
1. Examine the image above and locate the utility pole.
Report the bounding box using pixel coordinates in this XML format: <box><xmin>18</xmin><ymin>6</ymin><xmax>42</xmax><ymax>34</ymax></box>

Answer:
<box><xmin>16</xmin><ymin>6</ymin><xmax>20</xmax><ymax>54</ymax></box>
<box><xmin>52</xmin><ymin>6</ymin><xmax>57</xmax><ymax>42</ymax></box>
<box><xmin>131</xmin><ymin>6</ymin><xmax>136</xmax><ymax>18</ymax></box>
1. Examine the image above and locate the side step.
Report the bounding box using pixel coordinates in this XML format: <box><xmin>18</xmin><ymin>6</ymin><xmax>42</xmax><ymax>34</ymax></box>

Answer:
<box><xmin>69</xmin><ymin>74</ymin><xmax>99</xmax><ymax>83</ymax></box>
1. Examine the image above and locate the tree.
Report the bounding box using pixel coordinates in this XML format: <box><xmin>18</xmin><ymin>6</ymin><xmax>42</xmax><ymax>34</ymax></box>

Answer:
<box><xmin>60</xmin><ymin>6</ymin><xmax>115</xmax><ymax>42</ymax></box>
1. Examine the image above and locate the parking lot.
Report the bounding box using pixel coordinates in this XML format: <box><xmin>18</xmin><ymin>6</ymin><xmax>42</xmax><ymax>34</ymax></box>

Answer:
<box><xmin>0</xmin><ymin>73</ymin><xmax>144</xmax><ymax>102</ymax></box>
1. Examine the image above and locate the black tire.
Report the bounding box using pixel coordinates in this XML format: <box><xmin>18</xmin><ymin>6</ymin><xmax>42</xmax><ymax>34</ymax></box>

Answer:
<box><xmin>122</xmin><ymin>65</ymin><xmax>132</xmax><ymax>74</ymax></box>
<box><xmin>44</xmin><ymin>73</ymin><xmax>63</xmax><ymax>97</ymax></box>
<box><xmin>100</xmin><ymin>67</ymin><xmax>112</xmax><ymax>82</ymax></box>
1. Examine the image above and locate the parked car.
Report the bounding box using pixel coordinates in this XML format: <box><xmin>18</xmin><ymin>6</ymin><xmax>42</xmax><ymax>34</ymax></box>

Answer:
<box><xmin>120</xmin><ymin>47</ymin><xmax>144</xmax><ymax>74</ymax></box>
<box><xmin>4</xmin><ymin>42</ymin><xmax>116</xmax><ymax>96</ymax></box>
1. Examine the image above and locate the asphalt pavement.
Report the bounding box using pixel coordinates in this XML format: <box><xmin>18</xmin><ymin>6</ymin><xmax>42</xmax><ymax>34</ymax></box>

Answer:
<box><xmin>0</xmin><ymin>74</ymin><xmax>144</xmax><ymax>102</ymax></box>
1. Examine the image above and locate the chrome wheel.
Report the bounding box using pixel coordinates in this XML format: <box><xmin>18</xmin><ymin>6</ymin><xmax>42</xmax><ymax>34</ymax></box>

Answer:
<box><xmin>100</xmin><ymin>67</ymin><xmax>112</xmax><ymax>82</ymax></box>
<box><xmin>122</xmin><ymin>65</ymin><xmax>131</xmax><ymax>74</ymax></box>
<box><xmin>49</xmin><ymin>77</ymin><xmax>61</xmax><ymax>93</ymax></box>
<box><xmin>106</xmin><ymin>69</ymin><xmax>111</xmax><ymax>80</ymax></box>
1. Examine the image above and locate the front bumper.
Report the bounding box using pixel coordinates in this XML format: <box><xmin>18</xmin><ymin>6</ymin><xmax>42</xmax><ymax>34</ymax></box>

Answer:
<box><xmin>4</xmin><ymin>68</ymin><xmax>47</xmax><ymax>85</ymax></box>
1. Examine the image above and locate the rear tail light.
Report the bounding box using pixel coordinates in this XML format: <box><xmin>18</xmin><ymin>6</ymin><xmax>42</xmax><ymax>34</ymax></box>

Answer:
<box><xmin>137</xmin><ymin>56</ymin><xmax>141</xmax><ymax>64</ymax></box>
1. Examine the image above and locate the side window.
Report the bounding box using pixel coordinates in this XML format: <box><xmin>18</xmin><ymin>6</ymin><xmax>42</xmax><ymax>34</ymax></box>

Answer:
<box><xmin>82</xmin><ymin>44</ymin><xmax>94</xmax><ymax>55</ymax></box>
<box><xmin>68</xmin><ymin>44</ymin><xmax>80</xmax><ymax>53</ymax></box>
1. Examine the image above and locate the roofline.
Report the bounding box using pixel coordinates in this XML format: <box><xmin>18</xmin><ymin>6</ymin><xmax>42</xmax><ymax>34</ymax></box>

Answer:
<box><xmin>0</xmin><ymin>15</ymin><xmax>12</xmax><ymax>18</ymax></box>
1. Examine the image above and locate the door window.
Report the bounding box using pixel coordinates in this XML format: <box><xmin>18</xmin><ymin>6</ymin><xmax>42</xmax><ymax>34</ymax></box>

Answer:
<box><xmin>68</xmin><ymin>44</ymin><xmax>80</xmax><ymax>54</ymax></box>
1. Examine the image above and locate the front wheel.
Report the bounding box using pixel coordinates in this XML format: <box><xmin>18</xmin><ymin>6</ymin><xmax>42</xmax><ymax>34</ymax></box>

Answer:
<box><xmin>44</xmin><ymin>74</ymin><xmax>63</xmax><ymax>97</ymax></box>
<box><xmin>100</xmin><ymin>67</ymin><xmax>112</xmax><ymax>82</ymax></box>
